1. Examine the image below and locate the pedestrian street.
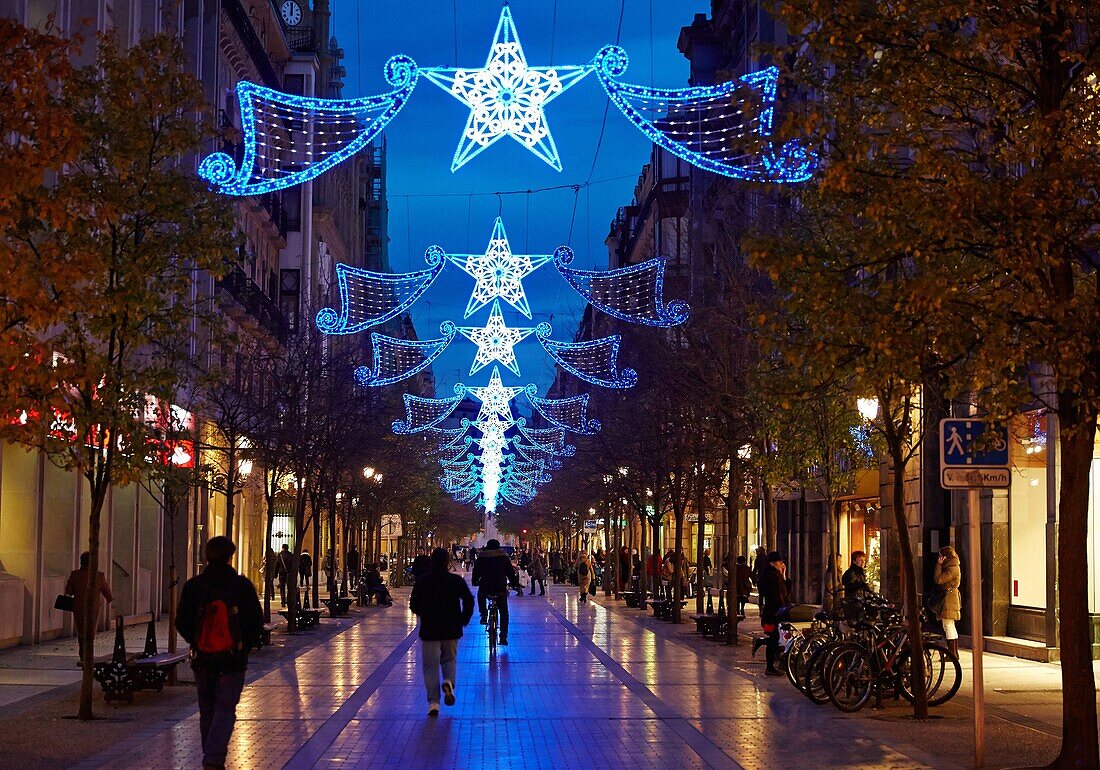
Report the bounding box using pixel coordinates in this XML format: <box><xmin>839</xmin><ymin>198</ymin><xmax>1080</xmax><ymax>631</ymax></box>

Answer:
<box><xmin>69</xmin><ymin>578</ymin><xmax>966</xmax><ymax>770</ymax></box>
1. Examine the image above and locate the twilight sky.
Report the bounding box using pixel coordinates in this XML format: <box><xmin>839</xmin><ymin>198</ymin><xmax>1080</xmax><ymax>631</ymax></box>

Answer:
<box><xmin>333</xmin><ymin>0</ymin><xmax>708</xmax><ymax>395</ymax></box>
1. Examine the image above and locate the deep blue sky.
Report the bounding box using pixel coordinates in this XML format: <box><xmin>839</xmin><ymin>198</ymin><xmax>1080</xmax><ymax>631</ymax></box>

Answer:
<box><xmin>334</xmin><ymin>0</ymin><xmax>708</xmax><ymax>395</ymax></box>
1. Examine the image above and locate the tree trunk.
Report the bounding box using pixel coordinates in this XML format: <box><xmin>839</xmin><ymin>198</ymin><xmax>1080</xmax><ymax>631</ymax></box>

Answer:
<box><xmin>763</xmin><ymin>481</ymin><xmax>777</xmax><ymax>552</ymax></box>
<box><xmin>224</xmin><ymin>447</ymin><xmax>235</xmax><ymax>538</ymax></box>
<box><xmin>726</xmin><ymin>462</ymin><xmax>741</xmax><ymax>645</ymax></box>
<box><xmin>888</xmin><ymin>440</ymin><xmax>928</xmax><ymax>719</ymax></box>
<box><xmin>263</xmin><ymin>498</ymin><xmax>275</xmax><ymax>624</ymax></box>
<box><xmin>78</xmin><ymin>479</ymin><xmax>108</xmax><ymax>720</ymax></box>
<box><xmin>639</xmin><ymin>514</ymin><xmax>647</xmax><ymax>597</ymax></box>
<box><xmin>1052</xmin><ymin>396</ymin><xmax>1099</xmax><ymax>769</ymax></box>
<box><xmin>695</xmin><ymin>482</ymin><xmax>707</xmax><ymax>615</ymax></box>
<box><xmin>672</xmin><ymin>508</ymin><xmax>685</xmax><ymax>623</ymax></box>
<box><xmin>312</xmin><ymin>510</ymin><xmax>320</xmax><ymax>609</ymax></box>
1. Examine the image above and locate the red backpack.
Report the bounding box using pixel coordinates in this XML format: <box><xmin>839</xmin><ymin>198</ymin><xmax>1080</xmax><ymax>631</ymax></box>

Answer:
<box><xmin>193</xmin><ymin>581</ymin><xmax>243</xmax><ymax>668</ymax></box>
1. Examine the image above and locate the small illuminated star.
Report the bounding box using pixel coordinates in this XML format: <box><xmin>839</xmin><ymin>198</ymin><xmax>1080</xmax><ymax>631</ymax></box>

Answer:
<box><xmin>458</xmin><ymin>301</ymin><xmax>535</xmax><ymax>376</ymax></box>
<box><xmin>447</xmin><ymin>217</ymin><xmax>552</xmax><ymax>319</ymax></box>
<box><xmin>422</xmin><ymin>6</ymin><xmax>592</xmax><ymax>172</ymax></box>
<box><xmin>468</xmin><ymin>366</ymin><xmax>523</xmax><ymax>423</ymax></box>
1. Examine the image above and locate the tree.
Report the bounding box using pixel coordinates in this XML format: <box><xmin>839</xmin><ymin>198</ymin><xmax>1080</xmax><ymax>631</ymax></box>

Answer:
<box><xmin>1</xmin><ymin>32</ymin><xmax>233</xmax><ymax>719</ymax></box>
<box><xmin>760</xmin><ymin>0</ymin><xmax>1100</xmax><ymax>748</ymax></box>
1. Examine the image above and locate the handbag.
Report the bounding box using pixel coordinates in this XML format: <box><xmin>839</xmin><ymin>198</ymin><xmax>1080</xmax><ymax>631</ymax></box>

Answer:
<box><xmin>925</xmin><ymin>586</ymin><xmax>947</xmax><ymax>615</ymax></box>
<box><xmin>54</xmin><ymin>594</ymin><xmax>74</xmax><ymax>612</ymax></box>
<box><xmin>588</xmin><ymin>580</ymin><xmax>597</xmax><ymax>596</ymax></box>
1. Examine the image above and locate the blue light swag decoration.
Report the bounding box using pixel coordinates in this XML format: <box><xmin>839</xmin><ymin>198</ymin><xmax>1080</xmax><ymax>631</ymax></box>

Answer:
<box><xmin>199</xmin><ymin>56</ymin><xmax>419</xmax><ymax>195</ymax></box>
<box><xmin>355</xmin><ymin>322</ymin><xmax>456</xmax><ymax>386</ymax></box>
<box><xmin>316</xmin><ymin>247</ymin><xmax>445</xmax><ymax>335</ymax></box>
<box><xmin>553</xmin><ymin>246</ymin><xmax>689</xmax><ymax>328</ymax></box>
<box><xmin>523</xmin><ymin>385</ymin><xmax>601</xmax><ymax>435</ymax></box>
<box><xmin>535</xmin><ymin>322</ymin><xmax>637</xmax><ymax>389</ymax></box>
<box><xmin>392</xmin><ymin>386</ymin><xmax>466</xmax><ymax>434</ymax></box>
<box><xmin>445</xmin><ymin>218</ymin><xmax>553</xmax><ymax>319</ymax></box>
<box><xmin>421</xmin><ymin>5</ymin><xmax>591</xmax><ymax>172</ymax></box>
<box><xmin>200</xmin><ymin>8</ymin><xmax>813</xmax><ymax>190</ymax></box>
<box><xmin>591</xmin><ymin>46</ymin><xmax>815</xmax><ymax>183</ymax></box>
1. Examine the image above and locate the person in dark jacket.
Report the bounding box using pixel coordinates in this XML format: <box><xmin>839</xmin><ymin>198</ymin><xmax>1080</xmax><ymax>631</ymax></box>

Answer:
<box><xmin>298</xmin><ymin>550</ymin><xmax>313</xmax><ymax>589</ymax></box>
<box><xmin>176</xmin><ymin>537</ymin><xmax>263</xmax><ymax>770</ymax></box>
<box><xmin>346</xmin><ymin>546</ymin><xmax>360</xmax><ymax>581</ymax></box>
<box><xmin>65</xmin><ymin>551</ymin><xmax>113</xmax><ymax>666</ymax></box>
<box><xmin>409</xmin><ymin>548</ymin><xmax>474</xmax><ymax>716</ymax></box>
<box><xmin>549</xmin><ymin>547</ymin><xmax>562</xmax><ymax>583</ymax></box>
<box><xmin>756</xmin><ymin>551</ymin><xmax>791</xmax><ymax>676</ymax></box>
<box><xmin>472</xmin><ymin>539</ymin><xmax>518</xmax><ymax>644</ymax></box>
<box><xmin>842</xmin><ymin>551</ymin><xmax>869</xmax><ymax>599</ymax></box>
<box><xmin>411</xmin><ymin>553</ymin><xmax>432</xmax><ymax>581</ymax></box>
<box><xmin>735</xmin><ymin>555</ymin><xmax>753</xmax><ymax>617</ymax></box>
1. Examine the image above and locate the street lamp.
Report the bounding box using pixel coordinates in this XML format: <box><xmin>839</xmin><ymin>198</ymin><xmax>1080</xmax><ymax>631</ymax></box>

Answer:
<box><xmin>857</xmin><ymin>397</ymin><xmax>880</xmax><ymax>422</ymax></box>
<box><xmin>363</xmin><ymin>466</ymin><xmax>375</xmax><ymax>480</ymax></box>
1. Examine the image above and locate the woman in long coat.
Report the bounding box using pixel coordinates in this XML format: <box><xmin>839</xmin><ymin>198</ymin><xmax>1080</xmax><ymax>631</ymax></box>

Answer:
<box><xmin>575</xmin><ymin>551</ymin><xmax>593</xmax><ymax>604</ymax></box>
<box><xmin>65</xmin><ymin>552</ymin><xmax>113</xmax><ymax>665</ymax></box>
<box><xmin>934</xmin><ymin>545</ymin><xmax>962</xmax><ymax>657</ymax></box>
<box><xmin>528</xmin><ymin>549</ymin><xmax>546</xmax><ymax>596</ymax></box>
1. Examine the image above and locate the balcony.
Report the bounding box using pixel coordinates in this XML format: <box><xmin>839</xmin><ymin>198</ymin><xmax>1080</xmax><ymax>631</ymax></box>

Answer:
<box><xmin>216</xmin><ymin>264</ymin><xmax>289</xmax><ymax>343</ymax></box>
<box><xmin>284</xmin><ymin>25</ymin><xmax>313</xmax><ymax>53</ymax></box>
<box><xmin>222</xmin><ymin>0</ymin><xmax>280</xmax><ymax>88</ymax></box>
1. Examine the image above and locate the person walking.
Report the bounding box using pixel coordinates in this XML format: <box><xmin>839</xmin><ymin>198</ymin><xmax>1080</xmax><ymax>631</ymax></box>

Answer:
<box><xmin>756</xmin><ymin>551</ymin><xmax>791</xmax><ymax>676</ymax></box>
<box><xmin>575</xmin><ymin>551</ymin><xmax>594</xmax><ymax>604</ymax></box>
<box><xmin>935</xmin><ymin>545</ymin><xmax>962</xmax><ymax>657</ymax></box>
<box><xmin>176</xmin><ymin>537</ymin><xmax>263</xmax><ymax>770</ymax></box>
<box><xmin>65</xmin><ymin>552</ymin><xmax>113</xmax><ymax>666</ymax></box>
<box><xmin>528</xmin><ymin>548</ymin><xmax>546</xmax><ymax>596</ymax></box>
<box><xmin>702</xmin><ymin>548</ymin><xmax>713</xmax><ymax>578</ymax></box>
<box><xmin>275</xmin><ymin>544</ymin><xmax>293</xmax><ymax>607</ymax></box>
<box><xmin>549</xmin><ymin>547</ymin><xmax>561</xmax><ymax>584</ymax></box>
<box><xmin>298</xmin><ymin>550</ymin><xmax>313</xmax><ymax>590</ymax></box>
<box><xmin>735</xmin><ymin>555</ymin><xmax>753</xmax><ymax>617</ymax></box>
<box><xmin>409</xmin><ymin>548</ymin><xmax>474</xmax><ymax>716</ymax></box>
<box><xmin>346</xmin><ymin>545</ymin><xmax>361</xmax><ymax>582</ymax></box>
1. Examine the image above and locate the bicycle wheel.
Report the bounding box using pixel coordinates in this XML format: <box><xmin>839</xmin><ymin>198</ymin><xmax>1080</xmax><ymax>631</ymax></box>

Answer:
<box><xmin>788</xmin><ymin>632</ymin><xmax>827</xmax><ymax>692</ymax></box>
<box><xmin>824</xmin><ymin>642</ymin><xmax>874</xmax><ymax>713</ymax></box>
<box><xmin>898</xmin><ymin>642</ymin><xmax>961</xmax><ymax>706</ymax></box>
<box><xmin>488</xmin><ymin>606</ymin><xmax>497</xmax><ymax>655</ymax></box>
<box><xmin>803</xmin><ymin>640</ymin><xmax>842</xmax><ymax>705</ymax></box>
<box><xmin>784</xmin><ymin>633</ymin><xmax>807</xmax><ymax>689</ymax></box>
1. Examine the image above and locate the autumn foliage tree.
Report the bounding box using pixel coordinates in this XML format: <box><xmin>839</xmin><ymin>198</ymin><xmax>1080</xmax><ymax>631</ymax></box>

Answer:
<box><xmin>759</xmin><ymin>0</ymin><xmax>1100</xmax><ymax>758</ymax></box>
<box><xmin>0</xmin><ymin>32</ymin><xmax>234</xmax><ymax>719</ymax></box>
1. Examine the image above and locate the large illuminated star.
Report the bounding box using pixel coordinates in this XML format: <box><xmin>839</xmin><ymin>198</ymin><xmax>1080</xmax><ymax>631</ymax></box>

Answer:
<box><xmin>422</xmin><ymin>6</ymin><xmax>591</xmax><ymax>172</ymax></box>
<box><xmin>446</xmin><ymin>218</ymin><xmax>552</xmax><ymax>319</ymax></box>
<box><xmin>458</xmin><ymin>301</ymin><xmax>535</xmax><ymax>376</ymax></box>
<box><xmin>468</xmin><ymin>366</ymin><xmax>523</xmax><ymax>423</ymax></box>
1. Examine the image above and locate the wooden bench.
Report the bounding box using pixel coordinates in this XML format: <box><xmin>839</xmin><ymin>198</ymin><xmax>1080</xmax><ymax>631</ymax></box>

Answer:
<box><xmin>620</xmin><ymin>591</ymin><xmax>644</xmax><ymax>609</ymax></box>
<box><xmin>94</xmin><ymin>615</ymin><xmax>187</xmax><ymax>703</ymax></box>
<box><xmin>279</xmin><ymin>608</ymin><xmax>322</xmax><ymax>629</ymax></box>
<box><xmin>321</xmin><ymin>596</ymin><xmax>353</xmax><ymax>617</ymax></box>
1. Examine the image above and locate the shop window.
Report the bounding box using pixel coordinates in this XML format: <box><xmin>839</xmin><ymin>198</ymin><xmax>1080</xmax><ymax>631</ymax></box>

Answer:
<box><xmin>1009</xmin><ymin>411</ymin><xmax>1047</xmax><ymax>608</ymax></box>
<box><xmin>843</xmin><ymin>500</ymin><xmax>881</xmax><ymax>593</ymax></box>
<box><xmin>1088</xmin><ymin>429</ymin><xmax>1100</xmax><ymax>614</ymax></box>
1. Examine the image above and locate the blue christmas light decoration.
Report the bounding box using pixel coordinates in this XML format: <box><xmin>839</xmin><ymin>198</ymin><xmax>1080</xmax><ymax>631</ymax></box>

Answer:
<box><xmin>535</xmin><ymin>323</ymin><xmax>638</xmax><ymax>389</ymax></box>
<box><xmin>355</xmin><ymin>321</ymin><xmax>456</xmax><ymax>386</ymax></box>
<box><xmin>591</xmin><ymin>46</ymin><xmax>815</xmax><ymax>183</ymax></box>
<box><xmin>199</xmin><ymin>56</ymin><xmax>419</xmax><ymax>196</ymax></box>
<box><xmin>523</xmin><ymin>385</ymin><xmax>601</xmax><ymax>435</ymax></box>
<box><xmin>421</xmin><ymin>6</ymin><xmax>591</xmax><ymax>172</ymax></box>
<box><xmin>457</xmin><ymin>301</ymin><xmax>535</xmax><ymax>376</ymax></box>
<box><xmin>444</xmin><ymin>218</ymin><xmax>554</xmax><ymax>319</ymax></box>
<box><xmin>316</xmin><ymin>247</ymin><xmax>445</xmax><ymax>334</ymax></box>
<box><xmin>553</xmin><ymin>246</ymin><xmax>690</xmax><ymax>328</ymax></box>
<box><xmin>468</xmin><ymin>367</ymin><xmax>524</xmax><ymax>423</ymax></box>
<box><xmin>515</xmin><ymin>419</ymin><xmax>577</xmax><ymax>457</ymax></box>
<box><xmin>392</xmin><ymin>385</ymin><xmax>466</xmax><ymax>434</ymax></box>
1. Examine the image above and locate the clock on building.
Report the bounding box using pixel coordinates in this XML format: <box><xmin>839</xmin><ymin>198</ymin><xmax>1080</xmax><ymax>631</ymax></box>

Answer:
<box><xmin>280</xmin><ymin>0</ymin><xmax>303</xmax><ymax>27</ymax></box>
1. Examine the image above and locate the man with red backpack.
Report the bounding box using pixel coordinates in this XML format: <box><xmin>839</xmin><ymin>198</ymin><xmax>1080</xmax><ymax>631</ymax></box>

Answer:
<box><xmin>177</xmin><ymin>536</ymin><xmax>263</xmax><ymax>770</ymax></box>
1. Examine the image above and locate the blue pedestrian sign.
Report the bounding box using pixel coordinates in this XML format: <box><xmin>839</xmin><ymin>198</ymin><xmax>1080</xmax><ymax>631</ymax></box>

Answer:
<box><xmin>939</xmin><ymin>419</ymin><xmax>1011</xmax><ymax>489</ymax></box>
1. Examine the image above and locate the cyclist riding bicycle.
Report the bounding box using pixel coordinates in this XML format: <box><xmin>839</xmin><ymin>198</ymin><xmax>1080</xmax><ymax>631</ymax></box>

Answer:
<box><xmin>472</xmin><ymin>539</ymin><xmax>519</xmax><ymax>646</ymax></box>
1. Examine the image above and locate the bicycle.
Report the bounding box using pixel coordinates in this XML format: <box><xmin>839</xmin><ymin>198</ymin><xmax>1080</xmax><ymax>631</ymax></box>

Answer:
<box><xmin>486</xmin><ymin>592</ymin><xmax>502</xmax><ymax>655</ymax></box>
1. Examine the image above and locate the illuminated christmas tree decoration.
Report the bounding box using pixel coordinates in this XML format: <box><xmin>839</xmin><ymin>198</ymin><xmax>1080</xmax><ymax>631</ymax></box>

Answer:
<box><xmin>444</xmin><ymin>218</ymin><xmax>553</xmax><ymax>319</ymax></box>
<box><xmin>468</xmin><ymin>367</ymin><xmax>524</xmax><ymax>422</ymax></box>
<box><xmin>523</xmin><ymin>385</ymin><xmax>601</xmax><ymax>435</ymax></box>
<box><xmin>458</xmin><ymin>301</ymin><xmax>535</xmax><ymax>375</ymax></box>
<box><xmin>199</xmin><ymin>56</ymin><xmax>419</xmax><ymax>195</ymax></box>
<box><xmin>422</xmin><ymin>6</ymin><xmax>591</xmax><ymax>172</ymax></box>
<box><xmin>515</xmin><ymin>419</ymin><xmax>576</xmax><ymax>456</ymax></box>
<box><xmin>535</xmin><ymin>323</ymin><xmax>638</xmax><ymax>388</ymax></box>
<box><xmin>553</xmin><ymin>247</ymin><xmax>690</xmax><ymax>327</ymax></box>
<box><xmin>592</xmin><ymin>46</ymin><xmax>815</xmax><ymax>183</ymax></box>
<box><xmin>316</xmin><ymin>247</ymin><xmax>445</xmax><ymax>334</ymax></box>
<box><xmin>355</xmin><ymin>322</ymin><xmax>456</xmax><ymax>386</ymax></box>
<box><xmin>392</xmin><ymin>385</ymin><xmax>466</xmax><ymax>434</ymax></box>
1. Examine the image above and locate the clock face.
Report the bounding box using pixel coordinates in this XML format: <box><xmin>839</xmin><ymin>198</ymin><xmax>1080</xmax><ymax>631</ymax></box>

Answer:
<box><xmin>280</xmin><ymin>0</ymin><xmax>302</xmax><ymax>26</ymax></box>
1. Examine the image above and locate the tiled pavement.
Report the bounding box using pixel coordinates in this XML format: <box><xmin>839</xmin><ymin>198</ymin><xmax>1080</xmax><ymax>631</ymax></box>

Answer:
<box><xmin>44</xmin><ymin>580</ymin><xmax>1075</xmax><ymax>769</ymax></box>
<box><xmin>58</xmin><ymin>581</ymin><xmax>949</xmax><ymax>770</ymax></box>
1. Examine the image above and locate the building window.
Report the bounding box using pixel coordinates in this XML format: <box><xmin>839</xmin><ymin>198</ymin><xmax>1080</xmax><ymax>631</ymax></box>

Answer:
<box><xmin>280</xmin><ymin>269</ymin><xmax>300</xmax><ymax>333</ymax></box>
<box><xmin>1009</xmin><ymin>411</ymin><xmax>1047</xmax><ymax>608</ymax></box>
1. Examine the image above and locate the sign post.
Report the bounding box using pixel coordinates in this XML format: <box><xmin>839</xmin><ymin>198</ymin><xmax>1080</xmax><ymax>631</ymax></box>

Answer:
<box><xmin>939</xmin><ymin>418</ymin><xmax>1010</xmax><ymax>769</ymax></box>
